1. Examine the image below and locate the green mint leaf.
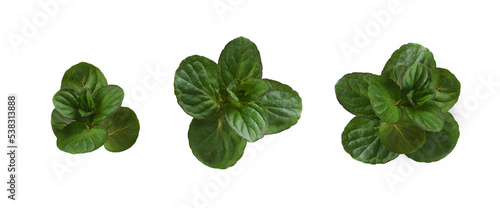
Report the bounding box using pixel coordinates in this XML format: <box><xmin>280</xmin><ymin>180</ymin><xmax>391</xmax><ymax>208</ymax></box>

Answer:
<box><xmin>429</xmin><ymin>67</ymin><xmax>461</xmax><ymax>112</ymax></box>
<box><xmin>53</xmin><ymin>88</ymin><xmax>81</xmax><ymax>120</ymax></box>
<box><xmin>101</xmin><ymin>107</ymin><xmax>140</xmax><ymax>152</ymax></box>
<box><xmin>227</xmin><ymin>78</ymin><xmax>271</xmax><ymax>103</ymax></box>
<box><xmin>61</xmin><ymin>62</ymin><xmax>108</xmax><ymax>93</ymax></box>
<box><xmin>51</xmin><ymin>109</ymin><xmax>74</xmax><ymax>138</ymax></box>
<box><xmin>368</xmin><ymin>75</ymin><xmax>403</xmax><ymax>124</ymax></box>
<box><xmin>223</xmin><ymin>102</ymin><xmax>268</xmax><ymax>142</ymax></box>
<box><xmin>342</xmin><ymin>116</ymin><xmax>399</xmax><ymax>164</ymax></box>
<box><xmin>402</xmin><ymin>63</ymin><xmax>431</xmax><ymax>95</ymax></box>
<box><xmin>218</xmin><ymin>37</ymin><xmax>262</xmax><ymax>95</ymax></box>
<box><xmin>382</xmin><ymin>43</ymin><xmax>436</xmax><ymax>74</ymax></box>
<box><xmin>188</xmin><ymin>117</ymin><xmax>247</xmax><ymax>169</ymax></box>
<box><xmin>256</xmin><ymin>79</ymin><xmax>302</xmax><ymax>134</ymax></box>
<box><xmin>379</xmin><ymin>115</ymin><xmax>426</xmax><ymax>154</ymax></box>
<box><xmin>407</xmin><ymin>112</ymin><xmax>459</xmax><ymax>162</ymax></box>
<box><xmin>78</xmin><ymin>88</ymin><xmax>95</xmax><ymax>112</ymax></box>
<box><xmin>57</xmin><ymin>122</ymin><xmax>108</xmax><ymax>154</ymax></box>
<box><xmin>407</xmin><ymin>88</ymin><xmax>436</xmax><ymax>107</ymax></box>
<box><xmin>381</xmin><ymin>65</ymin><xmax>409</xmax><ymax>86</ymax></box>
<box><xmin>335</xmin><ymin>73</ymin><xmax>378</xmax><ymax>119</ymax></box>
<box><xmin>92</xmin><ymin>85</ymin><xmax>124</xmax><ymax>124</ymax></box>
<box><xmin>402</xmin><ymin>102</ymin><xmax>445</xmax><ymax>132</ymax></box>
<box><xmin>174</xmin><ymin>55</ymin><xmax>221</xmax><ymax>120</ymax></box>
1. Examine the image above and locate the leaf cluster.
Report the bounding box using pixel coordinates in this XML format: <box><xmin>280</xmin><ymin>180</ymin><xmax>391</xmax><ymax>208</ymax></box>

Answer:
<box><xmin>335</xmin><ymin>43</ymin><xmax>461</xmax><ymax>164</ymax></box>
<box><xmin>51</xmin><ymin>62</ymin><xmax>140</xmax><ymax>154</ymax></box>
<box><xmin>174</xmin><ymin>37</ymin><xmax>302</xmax><ymax>169</ymax></box>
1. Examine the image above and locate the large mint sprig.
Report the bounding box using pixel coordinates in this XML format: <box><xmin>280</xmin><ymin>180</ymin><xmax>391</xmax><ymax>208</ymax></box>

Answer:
<box><xmin>336</xmin><ymin>43</ymin><xmax>460</xmax><ymax>164</ymax></box>
<box><xmin>174</xmin><ymin>37</ymin><xmax>302</xmax><ymax>169</ymax></box>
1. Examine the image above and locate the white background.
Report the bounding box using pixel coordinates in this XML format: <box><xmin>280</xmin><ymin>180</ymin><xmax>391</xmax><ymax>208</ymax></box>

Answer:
<box><xmin>1</xmin><ymin>0</ymin><xmax>500</xmax><ymax>207</ymax></box>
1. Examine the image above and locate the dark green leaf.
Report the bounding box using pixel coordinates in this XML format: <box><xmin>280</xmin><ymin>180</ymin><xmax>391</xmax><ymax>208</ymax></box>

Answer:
<box><xmin>101</xmin><ymin>107</ymin><xmax>140</xmax><ymax>152</ymax></box>
<box><xmin>51</xmin><ymin>109</ymin><xmax>74</xmax><ymax>138</ymax></box>
<box><xmin>342</xmin><ymin>116</ymin><xmax>399</xmax><ymax>164</ymax></box>
<box><xmin>53</xmin><ymin>89</ymin><xmax>80</xmax><ymax>120</ymax></box>
<box><xmin>402</xmin><ymin>63</ymin><xmax>431</xmax><ymax>95</ymax></box>
<box><xmin>379</xmin><ymin>115</ymin><xmax>426</xmax><ymax>154</ymax></box>
<box><xmin>78</xmin><ymin>88</ymin><xmax>95</xmax><ymax>117</ymax></box>
<box><xmin>174</xmin><ymin>55</ymin><xmax>222</xmax><ymax>120</ymax></box>
<box><xmin>227</xmin><ymin>78</ymin><xmax>271</xmax><ymax>103</ymax></box>
<box><xmin>335</xmin><ymin>73</ymin><xmax>378</xmax><ymax>119</ymax></box>
<box><xmin>255</xmin><ymin>79</ymin><xmax>302</xmax><ymax>134</ymax></box>
<box><xmin>381</xmin><ymin>65</ymin><xmax>409</xmax><ymax>86</ymax></box>
<box><xmin>188</xmin><ymin>117</ymin><xmax>247</xmax><ymax>169</ymax></box>
<box><xmin>402</xmin><ymin>102</ymin><xmax>444</xmax><ymax>132</ymax></box>
<box><xmin>429</xmin><ymin>67</ymin><xmax>461</xmax><ymax>112</ymax></box>
<box><xmin>92</xmin><ymin>85</ymin><xmax>124</xmax><ymax>124</ymax></box>
<box><xmin>218</xmin><ymin>37</ymin><xmax>262</xmax><ymax>94</ymax></box>
<box><xmin>382</xmin><ymin>43</ymin><xmax>436</xmax><ymax>73</ymax></box>
<box><xmin>57</xmin><ymin>122</ymin><xmax>108</xmax><ymax>154</ymax></box>
<box><xmin>407</xmin><ymin>88</ymin><xmax>436</xmax><ymax>107</ymax></box>
<box><xmin>61</xmin><ymin>62</ymin><xmax>108</xmax><ymax>93</ymax></box>
<box><xmin>223</xmin><ymin>102</ymin><xmax>268</xmax><ymax>142</ymax></box>
<box><xmin>407</xmin><ymin>112</ymin><xmax>459</xmax><ymax>162</ymax></box>
<box><xmin>368</xmin><ymin>75</ymin><xmax>403</xmax><ymax>124</ymax></box>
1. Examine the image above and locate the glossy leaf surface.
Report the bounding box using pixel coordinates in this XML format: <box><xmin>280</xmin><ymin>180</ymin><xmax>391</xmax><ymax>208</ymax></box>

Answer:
<box><xmin>51</xmin><ymin>109</ymin><xmax>74</xmax><ymax>138</ymax></box>
<box><xmin>379</xmin><ymin>115</ymin><xmax>426</xmax><ymax>154</ymax></box>
<box><xmin>188</xmin><ymin>117</ymin><xmax>247</xmax><ymax>169</ymax></box>
<box><xmin>53</xmin><ymin>89</ymin><xmax>80</xmax><ymax>120</ymax></box>
<box><xmin>382</xmin><ymin>43</ymin><xmax>436</xmax><ymax>73</ymax></box>
<box><xmin>368</xmin><ymin>76</ymin><xmax>403</xmax><ymax>124</ymax></box>
<box><xmin>57</xmin><ymin>122</ymin><xmax>107</xmax><ymax>154</ymax></box>
<box><xmin>402</xmin><ymin>102</ymin><xmax>444</xmax><ymax>132</ymax></box>
<box><xmin>227</xmin><ymin>78</ymin><xmax>271</xmax><ymax>103</ymax></box>
<box><xmin>92</xmin><ymin>85</ymin><xmax>124</xmax><ymax>124</ymax></box>
<box><xmin>335</xmin><ymin>73</ymin><xmax>377</xmax><ymax>119</ymax></box>
<box><xmin>218</xmin><ymin>37</ymin><xmax>262</xmax><ymax>93</ymax></box>
<box><xmin>402</xmin><ymin>63</ymin><xmax>431</xmax><ymax>95</ymax></box>
<box><xmin>223</xmin><ymin>102</ymin><xmax>268</xmax><ymax>142</ymax></box>
<box><xmin>61</xmin><ymin>62</ymin><xmax>108</xmax><ymax>93</ymax></box>
<box><xmin>101</xmin><ymin>107</ymin><xmax>140</xmax><ymax>152</ymax></box>
<box><xmin>256</xmin><ymin>79</ymin><xmax>302</xmax><ymax>134</ymax></box>
<box><xmin>174</xmin><ymin>55</ymin><xmax>221</xmax><ymax>120</ymax></box>
<box><xmin>407</xmin><ymin>112</ymin><xmax>459</xmax><ymax>162</ymax></box>
<box><xmin>429</xmin><ymin>67</ymin><xmax>461</xmax><ymax>112</ymax></box>
<box><xmin>342</xmin><ymin>116</ymin><xmax>399</xmax><ymax>164</ymax></box>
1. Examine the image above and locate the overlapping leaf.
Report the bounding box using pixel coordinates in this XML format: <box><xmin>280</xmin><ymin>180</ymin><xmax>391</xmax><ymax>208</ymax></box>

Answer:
<box><xmin>228</xmin><ymin>78</ymin><xmax>271</xmax><ymax>103</ymax></box>
<box><xmin>342</xmin><ymin>116</ymin><xmax>398</xmax><ymax>164</ymax></box>
<box><xmin>101</xmin><ymin>107</ymin><xmax>140</xmax><ymax>152</ymax></box>
<box><xmin>57</xmin><ymin>122</ymin><xmax>108</xmax><ymax>154</ymax></box>
<box><xmin>188</xmin><ymin>117</ymin><xmax>247</xmax><ymax>169</ymax></box>
<box><xmin>368</xmin><ymin>75</ymin><xmax>403</xmax><ymax>124</ymax></box>
<box><xmin>407</xmin><ymin>112</ymin><xmax>459</xmax><ymax>162</ymax></box>
<box><xmin>53</xmin><ymin>89</ymin><xmax>80</xmax><ymax>120</ymax></box>
<box><xmin>382</xmin><ymin>43</ymin><xmax>436</xmax><ymax>74</ymax></box>
<box><xmin>379</xmin><ymin>115</ymin><xmax>426</xmax><ymax>154</ymax></box>
<box><xmin>256</xmin><ymin>79</ymin><xmax>302</xmax><ymax>134</ymax></box>
<box><xmin>223</xmin><ymin>102</ymin><xmax>268</xmax><ymax>142</ymax></box>
<box><xmin>402</xmin><ymin>102</ymin><xmax>444</xmax><ymax>132</ymax></box>
<box><xmin>61</xmin><ymin>62</ymin><xmax>108</xmax><ymax>93</ymax></box>
<box><xmin>402</xmin><ymin>63</ymin><xmax>431</xmax><ymax>95</ymax></box>
<box><xmin>92</xmin><ymin>85</ymin><xmax>124</xmax><ymax>124</ymax></box>
<box><xmin>218</xmin><ymin>37</ymin><xmax>262</xmax><ymax>94</ymax></box>
<box><xmin>335</xmin><ymin>73</ymin><xmax>377</xmax><ymax>119</ymax></box>
<box><xmin>429</xmin><ymin>67</ymin><xmax>461</xmax><ymax>112</ymax></box>
<box><xmin>174</xmin><ymin>55</ymin><xmax>221</xmax><ymax>120</ymax></box>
